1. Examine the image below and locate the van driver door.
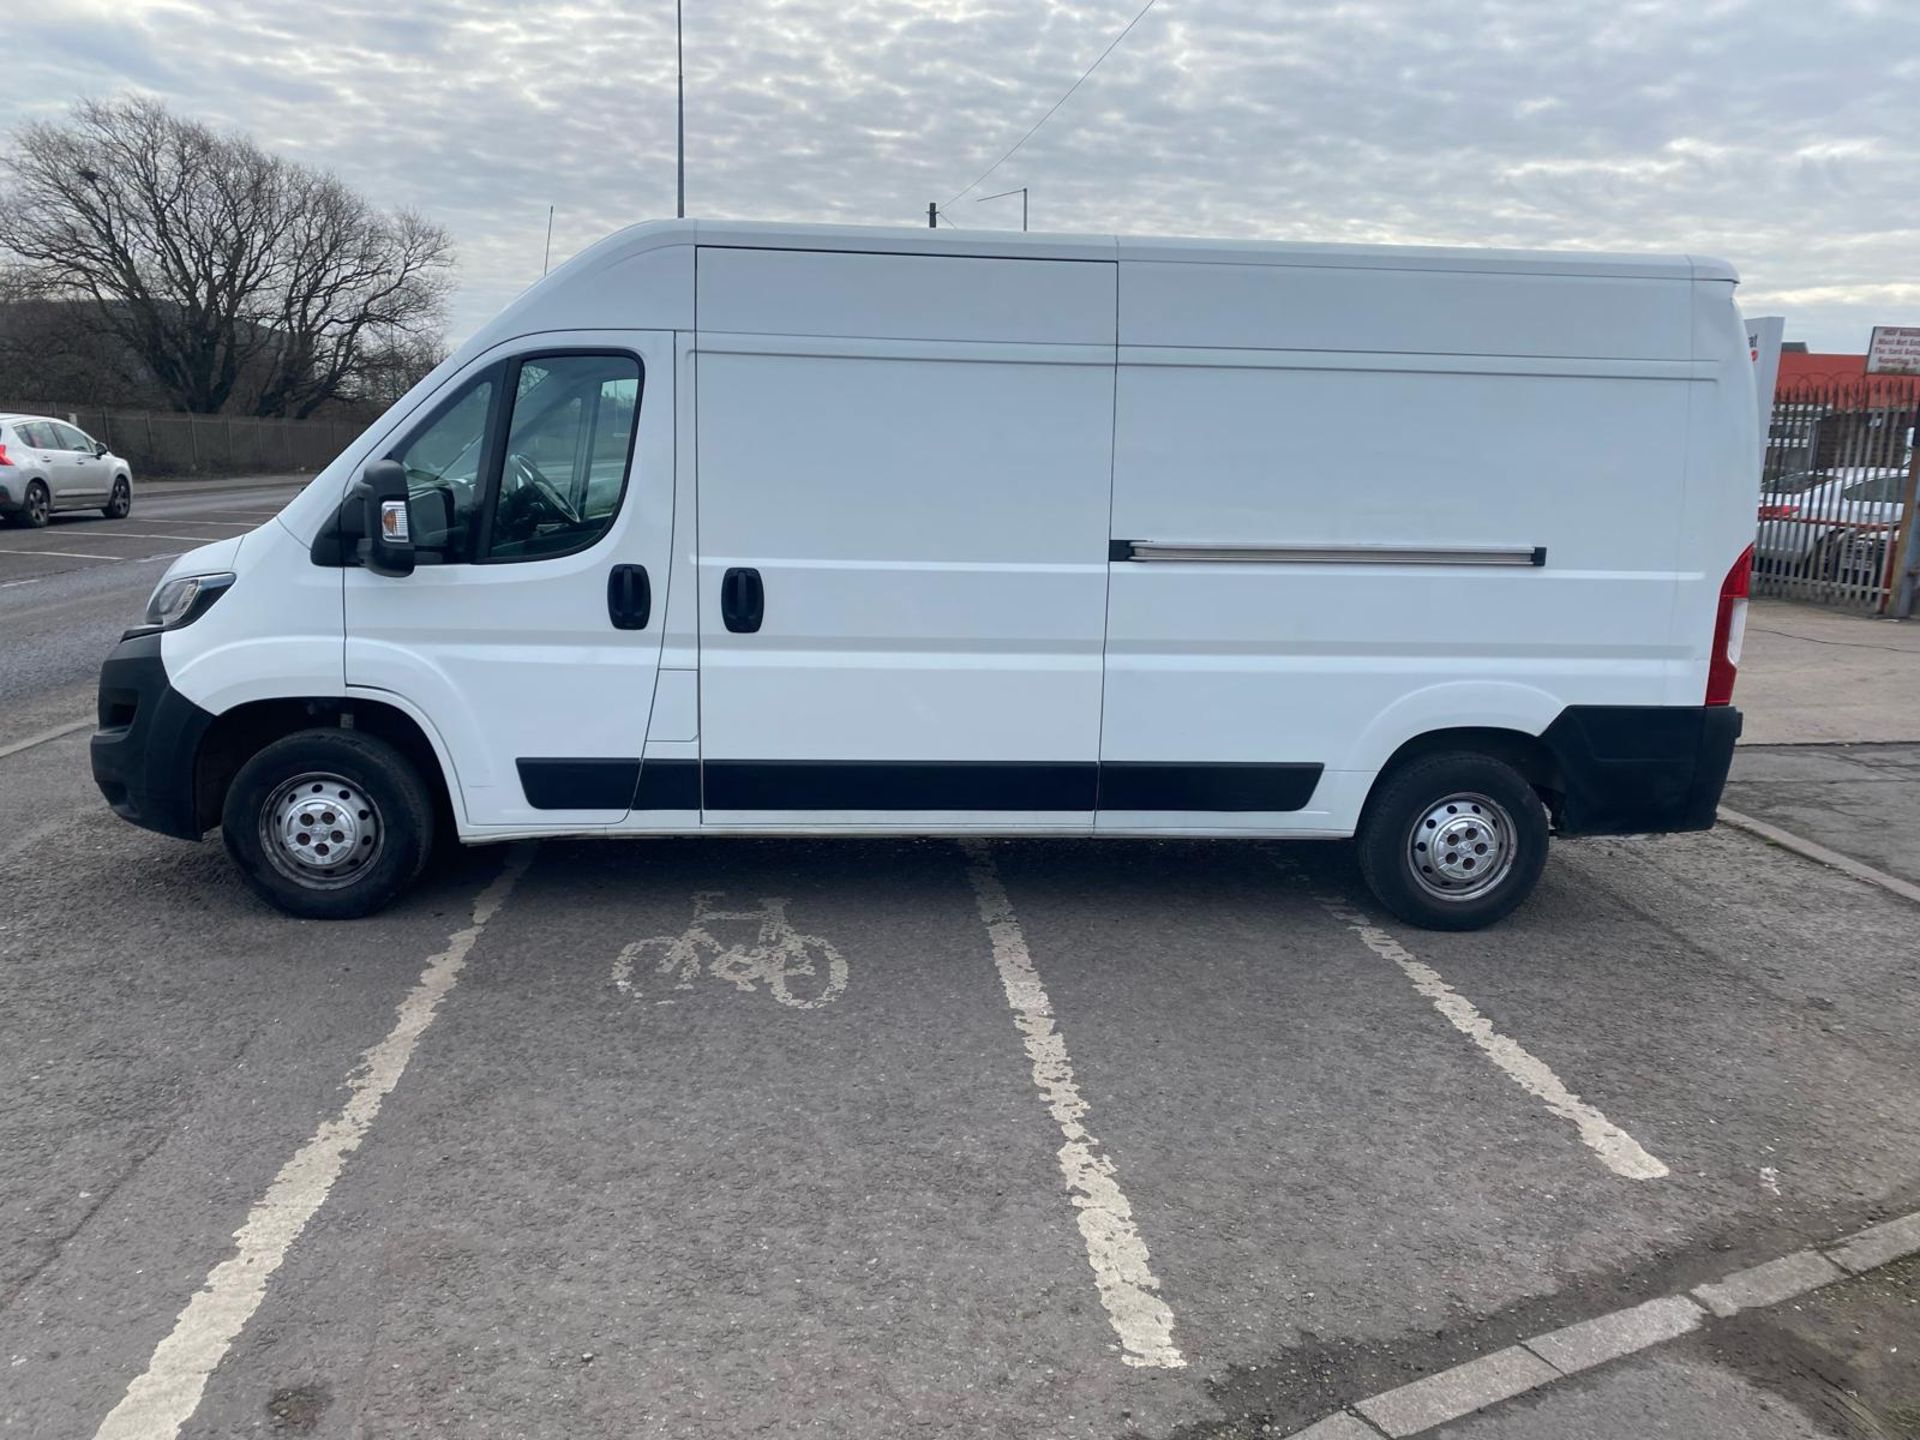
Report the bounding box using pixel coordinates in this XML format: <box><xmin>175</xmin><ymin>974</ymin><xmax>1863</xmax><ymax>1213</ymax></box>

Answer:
<box><xmin>344</xmin><ymin>331</ymin><xmax>675</xmax><ymax>830</ymax></box>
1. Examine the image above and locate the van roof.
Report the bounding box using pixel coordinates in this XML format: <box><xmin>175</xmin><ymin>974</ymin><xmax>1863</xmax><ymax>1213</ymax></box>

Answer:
<box><xmin>572</xmin><ymin>218</ymin><xmax>1735</xmax><ymax>283</ymax></box>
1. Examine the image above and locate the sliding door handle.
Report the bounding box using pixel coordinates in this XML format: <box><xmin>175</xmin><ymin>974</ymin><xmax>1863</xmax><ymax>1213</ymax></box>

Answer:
<box><xmin>721</xmin><ymin>567</ymin><xmax>763</xmax><ymax>633</ymax></box>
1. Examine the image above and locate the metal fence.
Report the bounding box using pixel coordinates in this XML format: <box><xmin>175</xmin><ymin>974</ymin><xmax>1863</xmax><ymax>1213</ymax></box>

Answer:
<box><xmin>0</xmin><ymin>400</ymin><xmax>364</xmax><ymax>477</ymax></box>
<box><xmin>1757</xmin><ymin>382</ymin><xmax>1920</xmax><ymax>616</ymax></box>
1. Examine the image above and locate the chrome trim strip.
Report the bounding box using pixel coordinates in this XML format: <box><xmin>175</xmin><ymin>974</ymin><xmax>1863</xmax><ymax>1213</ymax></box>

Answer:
<box><xmin>1118</xmin><ymin>542</ymin><xmax>1546</xmax><ymax>567</ymax></box>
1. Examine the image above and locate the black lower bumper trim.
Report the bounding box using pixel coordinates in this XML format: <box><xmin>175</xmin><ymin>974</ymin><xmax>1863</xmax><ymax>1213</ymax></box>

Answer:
<box><xmin>91</xmin><ymin>631</ymin><xmax>217</xmax><ymax>841</ymax></box>
<box><xmin>1541</xmin><ymin>703</ymin><xmax>1742</xmax><ymax>835</ymax></box>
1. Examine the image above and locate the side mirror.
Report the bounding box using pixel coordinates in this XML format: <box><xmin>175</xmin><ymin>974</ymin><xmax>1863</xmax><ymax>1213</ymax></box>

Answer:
<box><xmin>94</xmin><ymin>442</ymin><xmax>108</xmax><ymax>458</ymax></box>
<box><xmin>358</xmin><ymin>459</ymin><xmax>415</xmax><ymax>578</ymax></box>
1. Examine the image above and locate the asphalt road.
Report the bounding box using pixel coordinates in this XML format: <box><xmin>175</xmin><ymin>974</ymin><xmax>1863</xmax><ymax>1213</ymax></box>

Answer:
<box><xmin>0</xmin><ymin>478</ymin><xmax>312</xmax><ymax>735</ymax></box>
<box><xmin>2</xmin><ymin>489</ymin><xmax>1917</xmax><ymax>1438</ymax></box>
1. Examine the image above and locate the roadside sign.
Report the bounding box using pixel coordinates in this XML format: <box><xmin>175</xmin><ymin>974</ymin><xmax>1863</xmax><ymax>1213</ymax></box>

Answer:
<box><xmin>1867</xmin><ymin>325</ymin><xmax>1920</xmax><ymax>374</ymax></box>
<box><xmin>1747</xmin><ymin>315</ymin><xmax>1785</xmax><ymax>444</ymax></box>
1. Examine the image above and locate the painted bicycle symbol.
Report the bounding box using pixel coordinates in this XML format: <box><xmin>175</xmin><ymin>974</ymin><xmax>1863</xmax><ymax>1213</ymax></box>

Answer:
<box><xmin>612</xmin><ymin>892</ymin><xmax>848</xmax><ymax>1010</ymax></box>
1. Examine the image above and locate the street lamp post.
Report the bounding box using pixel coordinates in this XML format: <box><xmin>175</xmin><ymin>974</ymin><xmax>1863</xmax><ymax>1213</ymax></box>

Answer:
<box><xmin>977</xmin><ymin>186</ymin><xmax>1029</xmax><ymax>232</ymax></box>
<box><xmin>676</xmin><ymin>0</ymin><xmax>685</xmax><ymax>218</ymax></box>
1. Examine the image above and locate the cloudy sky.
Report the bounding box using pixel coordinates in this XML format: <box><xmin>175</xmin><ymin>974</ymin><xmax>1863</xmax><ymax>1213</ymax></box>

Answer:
<box><xmin>3</xmin><ymin>0</ymin><xmax>1915</xmax><ymax>351</ymax></box>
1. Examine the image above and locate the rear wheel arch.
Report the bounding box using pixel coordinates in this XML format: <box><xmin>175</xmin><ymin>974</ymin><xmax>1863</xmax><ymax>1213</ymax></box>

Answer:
<box><xmin>193</xmin><ymin>696</ymin><xmax>458</xmax><ymax>837</ymax></box>
<box><xmin>1363</xmin><ymin>726</ymin><xmax>1564</xmax><ymax>825</ymax></box>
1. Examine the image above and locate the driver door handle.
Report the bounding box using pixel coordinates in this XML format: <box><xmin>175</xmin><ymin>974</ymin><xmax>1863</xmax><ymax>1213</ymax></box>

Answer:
<box><xmin>607</xmin><ymin>564</ymin><xmax>650</xmax><ymax>630</ymax></box>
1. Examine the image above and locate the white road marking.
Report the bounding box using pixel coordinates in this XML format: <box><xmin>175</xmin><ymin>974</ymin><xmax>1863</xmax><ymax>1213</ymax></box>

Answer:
<box><xmin>0</xmin><ymin>547</ymin><xmax>122</xmax><ymax>560</ymax></box>
<box><xmin>959</xmin><ymin>840</ymin><xmax>1186</xmax><ymax>1369</ymax></box>
<box><xmin>81</xmin><ymin>530</ymin><xmax>223</xmax><ymax>542</ymax></box>
<box><xmin>1290</xmin><ymin>872</ymin><xmax>1667</xmax><ymax>1181</ymax></box>
<box><xmin>0</xmin><ymin>717</ymin><xmax>91</xmax><ymax>760</ymax></box>
<box><xmin>91</xmin><ymin>845</ymin><xmax>536</xmax><ymax>1440</ymax></box>
<box><xmin>612</xmin><ymin>892</ymin><xmax>848</xmax><ymax>1009</ymax></box>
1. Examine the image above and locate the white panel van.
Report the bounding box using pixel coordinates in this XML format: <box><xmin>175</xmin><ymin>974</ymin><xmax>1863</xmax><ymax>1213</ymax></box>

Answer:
<box><xmin>90</xmin><ymin>221</ymin><xmax>1757</xmax><ymax>929</ymax></box>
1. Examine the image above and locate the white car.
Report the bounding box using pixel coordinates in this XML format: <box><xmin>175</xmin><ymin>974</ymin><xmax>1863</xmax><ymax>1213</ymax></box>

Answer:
<box><xmin>1756</xmin><ymin>467</ymin><xmax>1908</xmax><ymax>576</ymax></box>
<box><xmin>0</xmin><ymin>413</ymin><xmax>135</xmax><ymax>527</ymax></box>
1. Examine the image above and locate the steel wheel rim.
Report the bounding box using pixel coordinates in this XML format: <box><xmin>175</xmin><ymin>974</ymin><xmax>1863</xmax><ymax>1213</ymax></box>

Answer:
<box><xmin>1407</xmin><ymin>791</ymin><xmax>1517</xmax><ymax>902</ymax></box>
<box><xmin>259</xmin><ymin>772</ymin><xmax>384</xmax><ymax>890</ymax></box>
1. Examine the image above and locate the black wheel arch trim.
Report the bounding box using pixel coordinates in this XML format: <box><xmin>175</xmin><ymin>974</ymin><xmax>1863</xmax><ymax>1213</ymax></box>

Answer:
<box><xmin>1538</xmin><ymin>703</ymin><xmax>1741</xmax><ymax>835</ymax></box>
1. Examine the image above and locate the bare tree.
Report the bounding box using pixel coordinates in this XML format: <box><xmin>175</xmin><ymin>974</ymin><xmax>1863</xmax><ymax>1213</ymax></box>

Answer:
<box><xmin>0</xmin><ymin>97</ymin><xmax>453</xmax><ymax>416</ymax></box>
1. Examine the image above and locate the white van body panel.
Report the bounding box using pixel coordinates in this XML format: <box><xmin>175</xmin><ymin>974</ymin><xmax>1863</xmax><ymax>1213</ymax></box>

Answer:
<box><xmin>163</xmin><ymin>527</ymin><xmax>345</xmax><ymax>713</ymax></box>
<box><xmin>130</xmin><ymin>220</ymin><xmax>1754</xmax><ymax>850</ymax></box>
<box><xmin>692</xmin><ymin>328</ymin><xmax>1114</xmax><ymax>828</ymax></box>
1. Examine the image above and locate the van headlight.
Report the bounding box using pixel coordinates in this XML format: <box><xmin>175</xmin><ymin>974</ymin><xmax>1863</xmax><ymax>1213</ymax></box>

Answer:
<box><xmin>140</xmin><ymin>571</ymin><xmax>236</xmax><ymax>632</ymax></box>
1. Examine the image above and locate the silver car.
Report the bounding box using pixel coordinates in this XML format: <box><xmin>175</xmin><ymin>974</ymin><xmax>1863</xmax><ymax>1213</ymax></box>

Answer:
<box><xmin>0</xmin><ymin>413</ymin><xmax>135</xmax><ymax>527</ymax></box>
<box><xmin>1755</xmin><ymin>466</ymin><xmax>1909</xmax><ymax>573</ymax></box>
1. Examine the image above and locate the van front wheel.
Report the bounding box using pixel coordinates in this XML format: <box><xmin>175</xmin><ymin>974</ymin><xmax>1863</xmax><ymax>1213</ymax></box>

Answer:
<box><xmin>1355</xmin><ymin>752</ymin><xmax>1548</xmax><ymax>931</ymax></box>
<box><xmin>222</xmin><ymin>729</ymin><xmax>435</xmax><ymax>919</ymax></box>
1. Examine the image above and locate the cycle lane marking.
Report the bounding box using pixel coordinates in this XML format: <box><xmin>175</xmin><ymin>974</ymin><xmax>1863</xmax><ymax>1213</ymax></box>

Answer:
<box><xmin>959</xmin><ymin>839</ymin><xmax>1186</xmax><ymax>1370</ymax></box>
<box><xmin>611</xmin><ymin>890</ymin><xmax>849</xmax><ymax>1009</ymax></box>
<box><xmin>91</xmin><ymin>845</ymin><xmax>536</xmax><ymax>1440</ymax></box>
<box><xmin>1278</xmin><ymin>860</ymin><xmax>1667</xmax><ymax>1182</ymax></box>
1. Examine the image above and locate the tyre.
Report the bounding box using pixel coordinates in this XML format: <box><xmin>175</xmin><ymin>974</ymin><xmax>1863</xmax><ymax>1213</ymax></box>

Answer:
<box><xmin>1354</xmin><ymin>751</ymin><xmax>1549</xmax><ymax>931</ymax></box>
<box><xmin>21</xmin><ymin>480</ymin><xmax>50</xmax><ymax>528</ymax></box>
<box><xmin>221</xmin><ymin>728</ymin><xmax>435</xmax><ymax>919</ymax></box>
<box><xmin>103</xmin><ymin>477</ymin><xmax>131</xmax><ymax>519</ymax></box>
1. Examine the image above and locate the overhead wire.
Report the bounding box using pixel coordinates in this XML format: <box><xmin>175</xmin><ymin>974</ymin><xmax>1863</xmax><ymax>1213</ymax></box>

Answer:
<box><xmin>941</xmin><ymin>0</ymin><xmax>1163</xmax><ymax>212</ymax></box>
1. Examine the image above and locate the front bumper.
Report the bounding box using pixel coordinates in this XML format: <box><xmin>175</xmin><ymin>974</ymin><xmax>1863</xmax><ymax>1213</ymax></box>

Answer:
<box><xmin>91</xmin><ymin>632</ymin><xmax>216</xmax><ymax>841</ymax></box>
<box><xmin>1541</xmin><ymin>704</ymin><xmax>1742</xmax><ymax>835</ymax></box>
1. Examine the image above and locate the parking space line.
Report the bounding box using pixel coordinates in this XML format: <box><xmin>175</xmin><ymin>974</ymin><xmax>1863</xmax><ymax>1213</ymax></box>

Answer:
<box><xmin>0</xmin><ymin>547</ymin><xmax>123</xmax><ymax>560</ymax></box>
<box><xmin>91</xmin><ymin>845</ymin><xmax>536</xmax><ymax>1440</ymax></box>
<box><xmin>0</xmin><ymin>717</ymin><xmax>92</xmax><ymax>761</ymax></box>
<box><xmin>959</xmin><ymin>840</ymin><xmax>1186</xmax><ymax>1370</ymax></box>
<box><xmin>1283</xmin><ymin>866</ymin><xmax>1667</xmax><ymax>1181</ymax></box>
<box><xmin>78</xmin><ymin>531</ymin><xmax>224</xmax><ymax>543</ymax></box>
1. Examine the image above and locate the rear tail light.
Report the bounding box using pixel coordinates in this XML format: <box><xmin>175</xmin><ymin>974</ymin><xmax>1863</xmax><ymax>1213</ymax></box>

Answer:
<box><xmin>0</xmin><ymin>443</ymin><xmax>11</xmax><ymax>467</ymax></box>
<box><xmin>1706</xmin><ymin>544</ymin><xmax>1752</xmax><ymax>706</ymax></box>
<box><xmin>1757</xmin><ymin>502</ymin><xmax>1798</xmax><ymax>519</ymax></box>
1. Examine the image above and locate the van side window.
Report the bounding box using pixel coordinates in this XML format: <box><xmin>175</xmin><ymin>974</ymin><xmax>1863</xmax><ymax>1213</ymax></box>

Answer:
<box><xmin>384</xmin><ymin>351</ymin><xmax>641</xmax><ymax>567</ymax></box>
<box><xmin>393</xmin><ymin>375</ymin><xmax>496</xmax><ymax>564</ymax></box>
<box><xmin>484</xmin><ymin>354</ymin><xmax>641</xmax><ymax>562</ymax></box>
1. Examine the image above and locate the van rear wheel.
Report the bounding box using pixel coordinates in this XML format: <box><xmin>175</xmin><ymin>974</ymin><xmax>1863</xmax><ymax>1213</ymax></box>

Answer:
<box><xmin>222</xmin><ymin>728</ymin><xmax>434</xmax><ymax>919</ymax></box>
<box><xmin>1355</xmin><ymin>752</ymin><xmax>1548</xmax><ymax>931</ymax></box>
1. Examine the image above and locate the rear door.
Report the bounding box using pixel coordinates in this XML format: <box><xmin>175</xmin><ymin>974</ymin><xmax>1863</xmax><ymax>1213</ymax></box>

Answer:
<box><xmin>345</xmin><ymin>331</ymin><xmax>675</xmax><ymax>829</ymax></box>
<box><xmin>693</xmin><ymin>246</ymin><xmax>1116</xmax><ymax>828</ymax></box>
<box><xmin>15</xmin><ymin>421</ymin><xmax>69</xmax><ymax>503</ymax></box>
<box><xmin>49</xmin><ymin>422</ymin><xmax>107</xmax><ymax>500</ymax></box>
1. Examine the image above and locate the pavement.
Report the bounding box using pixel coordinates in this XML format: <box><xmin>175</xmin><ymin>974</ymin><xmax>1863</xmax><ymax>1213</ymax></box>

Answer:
<box><xmin>1738</xmin><ymin>598</ymin><xmax>1920</xmax><ymax>746</ymax></box>
<box><xmin>2</xmin><ymin>505</ymin><xmax>1918</xmax><ymax>1440</ymax></box>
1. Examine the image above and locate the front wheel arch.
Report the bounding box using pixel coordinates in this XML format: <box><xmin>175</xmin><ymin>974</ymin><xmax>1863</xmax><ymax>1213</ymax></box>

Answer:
<box><xmin>193</xmin><ymin>696</ymin><xmax>456</xmax><ymax>839</ymax></box>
